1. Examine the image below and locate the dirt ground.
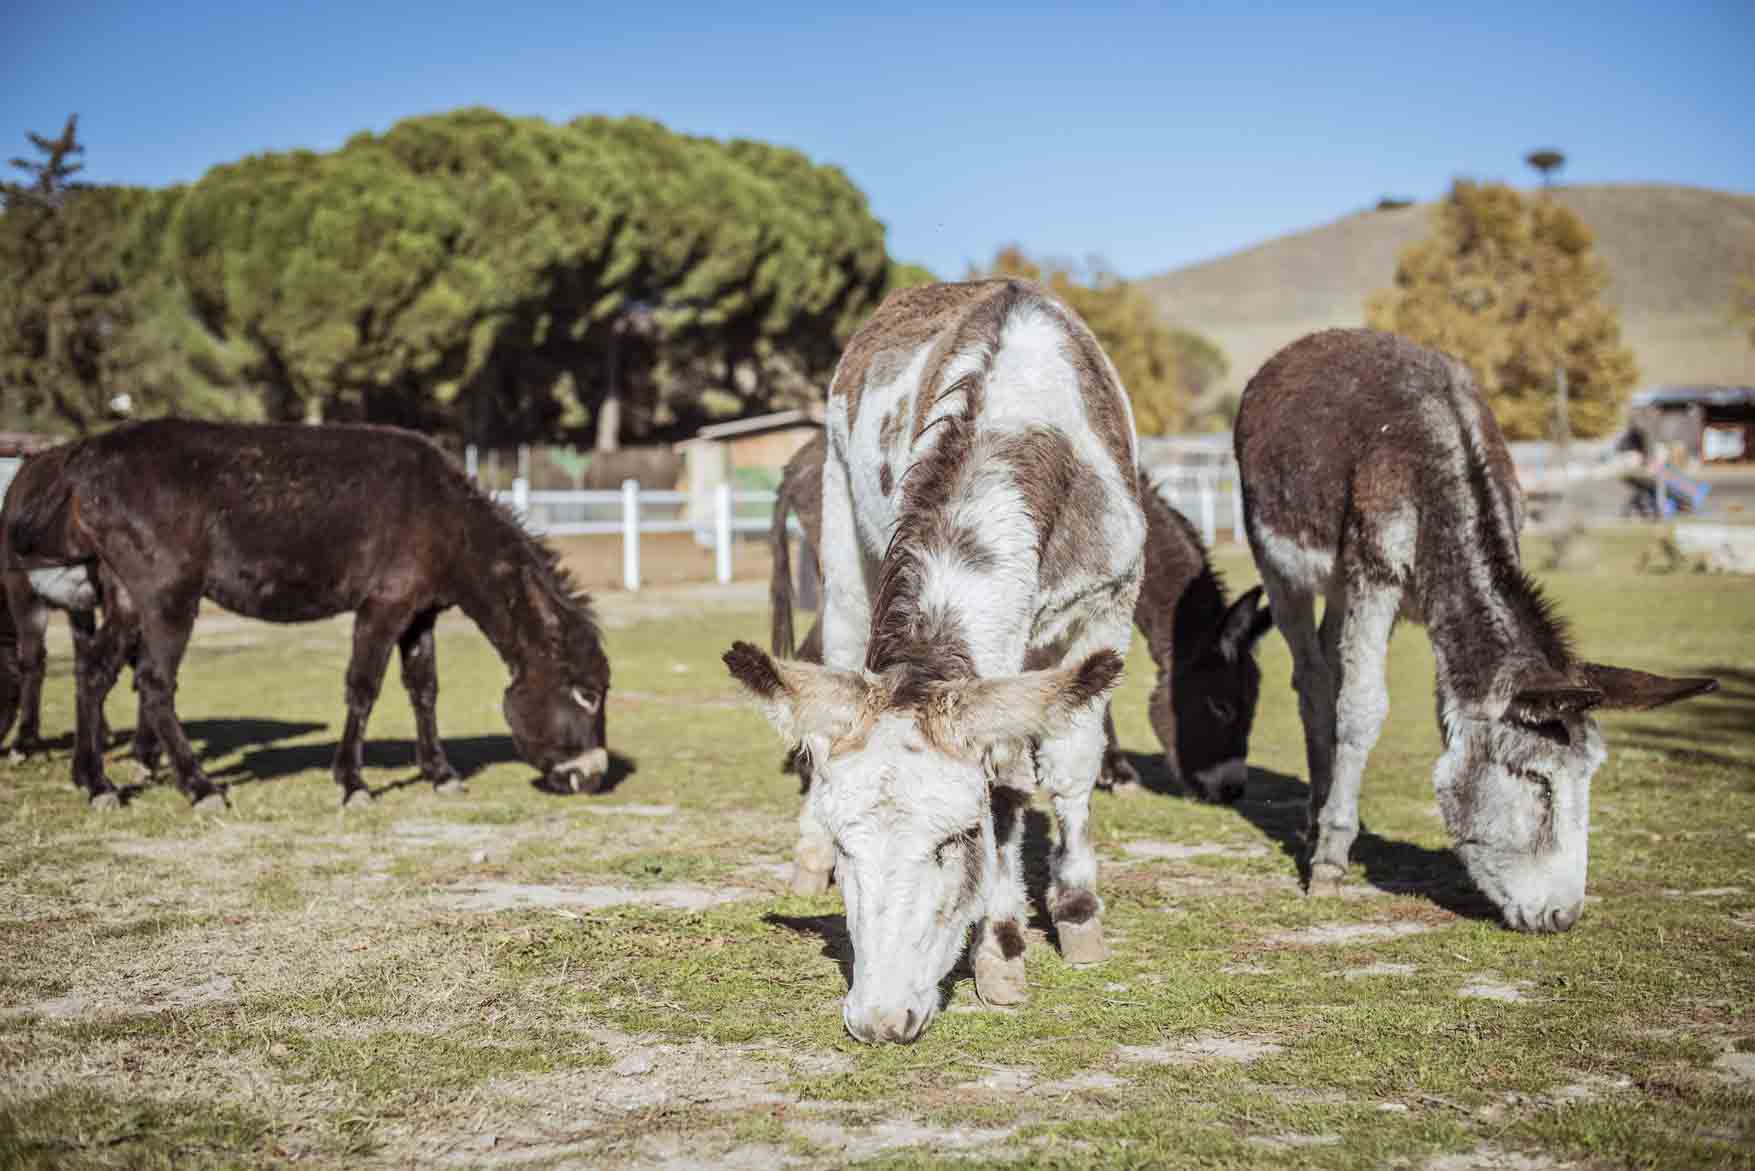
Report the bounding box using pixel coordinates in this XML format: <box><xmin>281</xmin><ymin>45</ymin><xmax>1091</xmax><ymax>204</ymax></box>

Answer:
<box><xmin>0</xmin><ymin>531</ymin><xmax>1751</xmax><ymax>1169</ymax></box>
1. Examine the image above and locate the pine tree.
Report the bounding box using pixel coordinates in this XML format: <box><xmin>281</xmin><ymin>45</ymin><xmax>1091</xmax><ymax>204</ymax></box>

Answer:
<box><xmin>1366</xmin><ymin>180</ymin><xmax>1637</xmax><ymax>440</ymax></box>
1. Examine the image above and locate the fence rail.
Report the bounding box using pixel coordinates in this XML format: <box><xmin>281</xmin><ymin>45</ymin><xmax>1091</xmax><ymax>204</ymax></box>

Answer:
<box><xmin>494</xmin><ymin>478</ymin><xmax>790</xmax><ymax>591</ymax></box>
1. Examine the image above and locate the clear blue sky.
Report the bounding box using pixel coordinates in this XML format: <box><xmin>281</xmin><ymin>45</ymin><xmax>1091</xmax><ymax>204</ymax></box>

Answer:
<box><xmin>5</xmin><ymin>0</ymin><xmax>1752</xmax><ymax>280</ymax></box>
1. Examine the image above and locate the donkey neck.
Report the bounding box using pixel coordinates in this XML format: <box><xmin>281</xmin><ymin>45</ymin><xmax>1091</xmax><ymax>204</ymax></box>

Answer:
<box><xmin>448</xmin><ymin>501</ymin><xmax>588</xmax><ymax>680</ymax></box>
<box><xmin>865</xmin><ymin>432</ymin><xmax>1043</xmax><ymax>681</ymax></box>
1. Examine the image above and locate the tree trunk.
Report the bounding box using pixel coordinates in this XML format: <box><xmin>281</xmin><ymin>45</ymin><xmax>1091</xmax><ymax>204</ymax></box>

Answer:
<box><xmin>595</xmin><ymin>326</ymin><xmax>622</xmax><ymax>454</ymax></box>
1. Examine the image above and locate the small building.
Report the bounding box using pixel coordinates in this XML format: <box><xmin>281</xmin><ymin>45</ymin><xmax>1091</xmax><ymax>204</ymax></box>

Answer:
<box><xmin>677</xmin><ymin>407</ymin><xmax>824</xmax><ymax>538</ymax></box>
<box><xmin>1629</xmin><ymin>386</ymin><xmax>1755</xmax><ymax>464</ymax></box>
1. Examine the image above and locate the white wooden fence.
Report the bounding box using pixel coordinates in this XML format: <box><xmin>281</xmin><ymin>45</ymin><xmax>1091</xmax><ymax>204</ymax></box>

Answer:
<box><xmin>495</xmin><ymin>478</ymin><xmax>788</xmax><ymax>592</ymax></box>
<box><xmin>499</xmin><ymin>465</ymin><xmax>1245</xmax><ymax>593</ymax></box>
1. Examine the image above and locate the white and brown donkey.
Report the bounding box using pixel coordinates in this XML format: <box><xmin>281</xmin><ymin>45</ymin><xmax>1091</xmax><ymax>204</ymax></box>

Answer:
<box><xmin>726</xmin><ymin>279</ymin><xmax>1144</xmax><ymax>1043</ymax></box>
<box><xmin>1236</xmin><ymin>329</ymin><xmax>1716</xmax><ymax>932</ymax></box>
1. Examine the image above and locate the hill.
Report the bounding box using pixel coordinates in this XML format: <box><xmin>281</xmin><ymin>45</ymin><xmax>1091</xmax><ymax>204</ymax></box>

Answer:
<box><xmin>1145</xmin><ymin>184</ymin><xmax>1755</xmax><ymax>406</ymax></box>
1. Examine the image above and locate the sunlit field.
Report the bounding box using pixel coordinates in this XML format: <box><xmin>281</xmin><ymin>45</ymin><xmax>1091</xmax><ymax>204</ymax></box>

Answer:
<box><xmin>1</xmin><ymin>530</ymin><xmax>1751</xmax><ymax>1169</ymax></box>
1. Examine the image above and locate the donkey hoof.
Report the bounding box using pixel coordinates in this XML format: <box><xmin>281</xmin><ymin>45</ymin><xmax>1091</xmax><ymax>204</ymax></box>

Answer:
<box><xmin>342</xmin><ymin>787</ymin><xmax>375</xmax><ymax>810</ymax></box>
<box><xmin>89</xmin><ymin>791</ymin><xmax>122</xmax><ymax>812</ymax></box>
<box><xmin>789</xmin><ymin>864</ymin><xmax>832</xmax><ymax>897</ymax></box>
<box><xmin>192</xmin><ymin>790</ymin><xmax>229</xmax><ymax>813</ymax></box>
<box><xmin>1056</xmin><ymin>918</ymin><xmax>1110</xmax><ymax>966</ymax></box>
<box><xmin>435</xmin><ymin>778</ymin><xmax>467</xmax><ymax>796</ymax></box>
<box><xmin>974</xmin><ymin>950</ymin><xmax>1029</xmax><ymax>1006</ymax></box>
<box><xmin>1306</xmin><ymin>863</ymin><xmax>1346</xmax><ymax>898</ymax></box>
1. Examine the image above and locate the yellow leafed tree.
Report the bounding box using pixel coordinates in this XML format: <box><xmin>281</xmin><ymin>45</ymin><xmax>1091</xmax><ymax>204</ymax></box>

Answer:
<box><xmin>1367</xmin><ymin>180</ymin><xmax>1638</xmax><ymax>439</ymax></box>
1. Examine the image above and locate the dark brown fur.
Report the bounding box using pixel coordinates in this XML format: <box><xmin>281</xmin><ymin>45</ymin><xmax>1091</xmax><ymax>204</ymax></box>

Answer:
<box><xmin>11</xmin><ymin>419</ymin><xmax>611</xmax><ymax>807</ymax></box>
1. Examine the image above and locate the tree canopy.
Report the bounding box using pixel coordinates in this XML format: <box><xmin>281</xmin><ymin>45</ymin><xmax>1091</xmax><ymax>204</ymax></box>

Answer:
<box><xmin>980</xmin><ymin>247</ymin><xmax>1227</xmax><ymax>435</ymax></box>
<box><xmin>1366</xmin><ymin>180</ymin><xmax>1637</xmax><ymax>440</ymax></box>
<box><xmin>1</xmin><ymin>109</ymin><xmax>919</xmax><ymax>442</ymax></box>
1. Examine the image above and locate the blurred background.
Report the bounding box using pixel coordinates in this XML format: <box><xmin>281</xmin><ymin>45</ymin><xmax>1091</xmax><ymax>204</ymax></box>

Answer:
<box><xmin>4</xmin><ymin>0</ymin><xmax>1753</xmax><ymax>577</ymax></box>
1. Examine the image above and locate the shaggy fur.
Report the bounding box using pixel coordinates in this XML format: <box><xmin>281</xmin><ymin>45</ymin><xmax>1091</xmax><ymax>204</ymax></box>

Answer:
<box><xmin>12</xmin><ymin>419</ymin><xmax>612</xmax><ymax>808</ymax></box>
<box><xmin>733</xmin><ymin>279</ymin><xmax>1144</xmax><ymax>1043</ymax></box>
<box><xmin>1236</xmin><ymin>329</ymin><xmax>1715</xmax><ymax>932</ymax></box>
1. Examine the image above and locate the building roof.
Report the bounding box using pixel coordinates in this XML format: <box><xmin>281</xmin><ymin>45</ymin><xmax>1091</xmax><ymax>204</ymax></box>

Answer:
<box><xmin>687</xmin><ymin>406</ymin><xmax>824</xmax><ymax>443</ymax></box>
<box><xmin>1632</xmin><ymin>385</ymin><xmax>1755</xmax><ymax>408</ymax></box>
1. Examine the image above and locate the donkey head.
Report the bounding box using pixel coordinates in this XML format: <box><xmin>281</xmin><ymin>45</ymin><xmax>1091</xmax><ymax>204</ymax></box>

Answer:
<box><xmin>1435</xmin><ymin>662</ymin><xmax>1716</xmax><ymax>933</ymax></box>
<box><xmin>503</xmin><ymin>644</ymin><xmax>612</xmax><ymax>794</ymax></box>
<box><xmin>725</xmin><ymin>641</ymin><xmax>1122</xmax><ymax>1044</ymax></box>
<box><xmin>1152</xmin><ymin>585</ymin><xmax>1272</xmax><ymax>803</ymax></box>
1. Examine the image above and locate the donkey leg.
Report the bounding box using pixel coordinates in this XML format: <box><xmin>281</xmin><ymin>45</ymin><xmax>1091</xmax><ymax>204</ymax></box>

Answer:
<box><xmin>121</xmin><ymin>619</ymin><xmax>161</xmax><ymax>779</ymax></box>
<box><xmin>1095</xmin><ymin>704</ymin><xmax>1139</xmax><ymax>791</ymax></box>
<box><xmin>1039</xmin><ymin>711</ymin><xmax>1111</xmax><ymax>966</ymax></box>
<box><xmin>1258</xmin><ymin>575</ymin><xmax>1339</xmax><ymax>889</ymax></box>
<box><xmin>1308</xmin><ymin>580</ymin><xmax>1398</xmax><ymax>892</ymax></box>
<box><xmin>397</xmin><ymin>612</ymin><xmax>461</xmax><ymax>793</ymax></box>
<box><xmin>73</xmin><ymin>594</ymin><xmax>139</xmax><ymax>806</ymax></box>
<box><xmin>334</xmin><ymin>605</ymin><xmax>403</xmax><ymax>808</ymax></box>
<box><xmin>7</xmin><ymin>594</ymin><xmax>49</xmax><ymax>755</ymax></box>
<box><xmin>789</xmin><ymin>443</ymin><xmax>865</xmax><ymax>892</ymax></box>
<box><xmin>974</xmin><ymin>780</ymin><xmax>1032</xmax><ymax>1005</ymax></box>
<box><xmin>135</xmin><ymin>585</ymin><xmax>225</xmax><ymax>810</ymax></box>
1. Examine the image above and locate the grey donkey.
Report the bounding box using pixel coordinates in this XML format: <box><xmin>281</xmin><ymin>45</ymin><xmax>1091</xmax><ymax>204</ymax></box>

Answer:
<box><xmin>1235</xmin><ymin>328</ymin><xmax>1716</xmax><ymax>933</ymax></box>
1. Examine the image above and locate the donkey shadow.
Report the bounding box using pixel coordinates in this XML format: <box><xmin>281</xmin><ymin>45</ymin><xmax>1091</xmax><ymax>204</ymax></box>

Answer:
<box><xmin>1117</xmin><ymin>749</ymin><xmax>1499</xmax><ymax>923</ymax></box>
<box><xmin>211</xmin><ymin>732</ymin><xmax>637</xmax><ymax>797</ymax></box>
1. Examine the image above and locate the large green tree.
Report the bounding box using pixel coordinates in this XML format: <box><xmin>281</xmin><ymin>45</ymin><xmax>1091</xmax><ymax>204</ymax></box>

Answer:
<box><xmin>1367</xmin><ymin>180</ymin><xmax>1637</xmax><ymax>440</ymax></box>
<box><xmin>982</xmin><ymin>247</ymin><xmax>1226</xmax><ymax>435</ymax></box>
<box><xmin>157</xmin><ymin>109</ymin><xmax>895</xmax><ymax>445</ymax></box>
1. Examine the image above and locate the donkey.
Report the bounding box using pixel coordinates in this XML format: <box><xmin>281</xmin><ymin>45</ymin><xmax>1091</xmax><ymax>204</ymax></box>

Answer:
<box><xmin>727</xmin><ymin>279</ymin><xmax>1144</xmax><ymax>1044</ymax></box>
<box><xmin>1118</xmin><ymin>468</ymin><xmax>1272</xmax><ymax>802</ymax></box>
<box><xmin>771</xmin><ymin>439</ymin><xmax>1272</xmax><ymax>802</ymax></box>
<box><xmin>0</xmin><ymin>445</ymin><xmax>153</xmax><ymax>768</ymax></box>
<box><xmin>7</xmin><ymin>418</ymin><xmax>612</xmax><ymax>810</ymax></box>
<box><xmin>1235</xmin><ymin>329</ymin><xmax>1717</xmax><ymax>932</ymax></box>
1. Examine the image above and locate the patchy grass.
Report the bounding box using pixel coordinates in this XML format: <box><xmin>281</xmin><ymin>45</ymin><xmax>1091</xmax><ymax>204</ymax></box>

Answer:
<box><xmin>1</xmin><ymin>531</ymin><xmax>1752</xmax><ymax>1168</ymax></box>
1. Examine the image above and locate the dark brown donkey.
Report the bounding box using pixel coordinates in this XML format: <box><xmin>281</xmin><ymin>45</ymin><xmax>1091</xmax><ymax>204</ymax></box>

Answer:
<box><xmin>1237</xmin><ymin>329</ymin><xmax>1715</xmax><ymax>932</ymax></box>
<box><xmin>6</xmin><ymin>419</ymin><xmax>611</xmax><ymax>810</ymax></box>
<box><xmin>768</xmin><ymin>434</ymin><xmax>1272</xmax><ymax>801</ymax></box>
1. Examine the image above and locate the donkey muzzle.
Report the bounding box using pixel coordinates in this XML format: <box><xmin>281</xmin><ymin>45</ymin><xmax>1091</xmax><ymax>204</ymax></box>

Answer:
<box><xmin>550</xmin><ymin>746</ymin><xmax>609</xmax><ymax>794</ymax></box>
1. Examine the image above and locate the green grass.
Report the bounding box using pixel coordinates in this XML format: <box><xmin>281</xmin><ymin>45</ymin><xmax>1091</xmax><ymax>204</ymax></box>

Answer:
<box><xmin>0</xmin><ymin>530</ymin><xmax>1751</xmax><ymax>1168</ymax></box>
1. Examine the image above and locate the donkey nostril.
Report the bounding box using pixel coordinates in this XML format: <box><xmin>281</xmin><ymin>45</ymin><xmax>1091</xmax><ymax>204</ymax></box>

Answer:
<box><xmin>1549</xmin><ymin>904</ymin><xmax>1581</xmax><ymax>933</ymax></box>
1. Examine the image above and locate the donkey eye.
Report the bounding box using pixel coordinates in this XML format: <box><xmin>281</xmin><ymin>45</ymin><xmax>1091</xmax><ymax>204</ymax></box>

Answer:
<box><xmin>932</xmin><ymin>824</ymin><xmax>981</xmax><ymax>866</ymax></box>
<box><xmin>1523</xmin><ymin>719</ymin><xmax>1570</xmax><ymax>747</ymax></box>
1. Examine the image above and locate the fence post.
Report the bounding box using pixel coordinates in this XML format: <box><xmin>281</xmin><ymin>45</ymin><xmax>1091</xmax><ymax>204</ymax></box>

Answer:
<box><xmin>1198</xmin><ymin>470</ymin><xmax>1217</xmax><ymax>548</ymax></box>
<box><xmin>512</xmin><ymin>476</ymin><xmax>530</xmax><ymax>517</ymax></box>
<box><xmin>714</xmin><ymin>482</ymin><xmax>734</xmax><ymax>585</ymax></box>
<box><xmin>621</xmin><ymin>478</ymin><xmax>641</xmax><ymax>592</ymax></box>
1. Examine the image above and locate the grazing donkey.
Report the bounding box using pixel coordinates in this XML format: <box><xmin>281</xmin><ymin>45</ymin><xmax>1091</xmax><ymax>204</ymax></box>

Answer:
<box><xmin>727</xmin><ymin>279</ymin><xmax>1143</xmax><ymax>1044</ymax></box>
<box><xmin>771</xmin><ymin>442</ymin><xmax>1272</xmax><ymax>801</ymax></box>
<box><xmin>1118</xmin><ymin>469</ymin><xmax>1272</xmax><ymax>801</ymax></box>
<box><xmin>1235</xmin><ymin>329</ymin><xmax>1716</xmax><ymax>932</ymax></box>
<box><xmin>7</xmin><ymin>419</ymin><xmax>612</xmax><ymax>810</ymax></box>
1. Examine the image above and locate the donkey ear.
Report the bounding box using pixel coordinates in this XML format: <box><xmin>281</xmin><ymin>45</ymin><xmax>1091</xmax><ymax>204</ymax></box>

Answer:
<box><xmin>723</xmin><ymin>641</ymin><xmax>868</xmax><ymax>746</ymax></box>
<box><xmin>1509</xmin><ymin>670</ymin><xmax>1605</xmax><ymax>722</ymax></box>
<box><xmin>1575</xmin><ymin>663</ymin><xmax>1718</xmax><ymax>711</ymax></box>
<box><xmin>1216</xmin><ymin>585</ymin><xmax>1273</xmax><ymax>659</ymax></box>
<box><xmin>927</xmin><ymin>650</ymin><xmax>1124</xmax><ymax>754</ymax></box>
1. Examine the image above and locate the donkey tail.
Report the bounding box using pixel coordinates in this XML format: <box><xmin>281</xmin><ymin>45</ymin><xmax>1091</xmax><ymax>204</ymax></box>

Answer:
<box><xmin>4</xmin><ymin>448</ymin><xmax>82</xmax><ymax>566</ymax></box>
<box><xmin>770</xmin><ymin>472</ymin><xmax>798</xmax><ymax>659</ymax></box>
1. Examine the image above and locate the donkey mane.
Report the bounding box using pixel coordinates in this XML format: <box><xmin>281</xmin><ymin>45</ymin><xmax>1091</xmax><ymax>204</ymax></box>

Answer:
<box><xmin>865</xmin><ymin>371</ymin><xmax>985</xmax><ymax>684</ymax></box>
<box><xmin>1447</xmin><ymin>385</ymin><xmax>1575</xmax><ymax>675</ymax></box>
<box><xmin>469</xmin><ymin>486</ymin><xmax>601</xmax><ymax>651</ymax></box>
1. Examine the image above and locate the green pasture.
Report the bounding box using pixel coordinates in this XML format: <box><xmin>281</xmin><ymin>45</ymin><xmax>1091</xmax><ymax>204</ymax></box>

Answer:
<box><xmin>0</xmin><ymin>530</ymin><xmax>1751</xmax><ymax>1169</ymax></box>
